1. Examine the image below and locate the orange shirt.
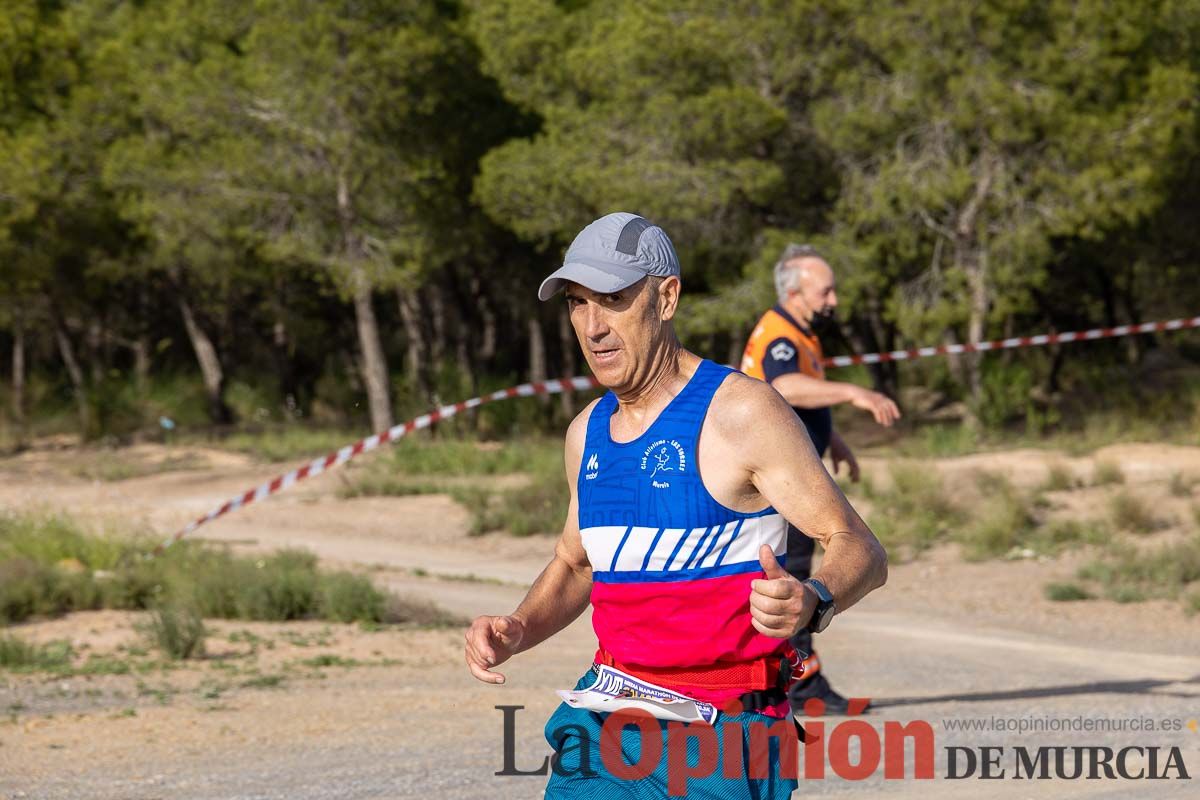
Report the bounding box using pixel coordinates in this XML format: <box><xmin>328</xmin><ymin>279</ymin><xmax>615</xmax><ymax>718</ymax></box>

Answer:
<box><xmin>740</xmin><ymin>304</ymin><xmax>832</xmax><ymax>456</ymax></box>
<box><xmin>741</xmin><ymin>305</ymin><xmax>826</xmax><ymax>381</ymax></box>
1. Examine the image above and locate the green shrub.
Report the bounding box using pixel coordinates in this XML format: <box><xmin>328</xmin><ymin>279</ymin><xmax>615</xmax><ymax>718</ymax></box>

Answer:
<box><xmin>0</xmin><ymin>511</ymin><xmax>455</xmax><ymax>629</ymax></box>
<box><xmin>1078</xmin><ymin>535</ymin><xmax>1200</xmax><ymax>605</ymax></box>
<box><xmin>1108</xmin><ymin>584</ymin><xmax>1147</xmax><ymax>604</ymax></box>
<box><xmin>1033</xmin><ymin>519</ymin><xmax>1109</xmax><ymax>552</ymax></box>
<box><xmin>974</xmin><ymin>361</ymin><xmax>1035</xmax><ymax>430</ymax></box>
<box><xmin>955</xmin><ymin>479</ymin><xmax>1039</xmax><ymax>560</ymax></box>
<box><xmin>1040</xmin><ymin>462</ymin><xmax>1078</xmax><ymax>492</ymax></box>
<box><xmin>1107</xmin><ymin>491</ymin><xmax>1165</xmax><ymax>533</ymax></box>
<box><xmin>0</xmin><ymin>635</ymin><xmax>73</xmax><ymax>671</ymax></box>
<box><xmin>319</xmin><ymin>572</ymin><xmax>385</xmax><ymax>623</ymax></box>
<box><xmin>455</xmin><ymin>478</ymin><xmax>569</xmax><ymax>537</ymax></box>
<box><xmin>141</xmin><ymin>600</ymin><xmax>207</xmax><ymax>660</ymax></box>
<box><xmin>1044</xmin><ymin>582</ymin><xmax>1092</xmax><ymax>602</ymax></box>
<box><xmin>233</xmin><ymin>550</ymin><xmax>321</xmax><ymax>621</ymax></box>
<box><xmin>862</xmin><ymin>462</ymin><xmax>964</xmax><ymax>558</ymax></box>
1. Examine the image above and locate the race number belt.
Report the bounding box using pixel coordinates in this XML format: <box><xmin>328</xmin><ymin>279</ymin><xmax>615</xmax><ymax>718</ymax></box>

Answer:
<box><xmin>592</xmin><ymin>647</ymin><xmax>803</xmax><ymax>713</ymax></box>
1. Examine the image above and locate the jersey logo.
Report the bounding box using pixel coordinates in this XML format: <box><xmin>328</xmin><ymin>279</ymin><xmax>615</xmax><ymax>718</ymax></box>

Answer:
<box><xmin>585</xmin><ymin>452</ymin><xmax>599</xmax><ymax>480</ymax></box>
<box><xmin>640</xmin><ymin>439</ymin><xmax>686</xmax><ymax>488</ymax></box>
<box><xmin>770</xmin><ymin>341</ymin><xmax>796</xmax><ymax>362</ymax></box>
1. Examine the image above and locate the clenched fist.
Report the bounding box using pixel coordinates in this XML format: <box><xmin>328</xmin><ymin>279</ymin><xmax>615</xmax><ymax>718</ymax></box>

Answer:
<box><xmin>464</xmin><ymin>614</ymin><xmax>525</xmax><ymax>684</ymax></box>
<box><xmin>749</xmin><ymin>545</ymin><xmax>816</xmax><ymax>638</ymax></box>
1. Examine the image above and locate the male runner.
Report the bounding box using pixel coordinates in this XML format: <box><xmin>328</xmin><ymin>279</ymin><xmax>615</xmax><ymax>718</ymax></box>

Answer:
<box><xmin>742</xmin><ymin>243</ymin><xmax>900</xmax><ymax>715</ymax></box>
<box><xmin>465</xmin><ymin>213</ymin><xmax>887</xmax><ymax>798</ymax></box>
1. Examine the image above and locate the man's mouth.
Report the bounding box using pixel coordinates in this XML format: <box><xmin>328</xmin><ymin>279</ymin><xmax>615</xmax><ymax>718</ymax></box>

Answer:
<box><xmin>591</xmin><ymin>347</ymin><xmax>620</xmax><ymax>364</ymax></box>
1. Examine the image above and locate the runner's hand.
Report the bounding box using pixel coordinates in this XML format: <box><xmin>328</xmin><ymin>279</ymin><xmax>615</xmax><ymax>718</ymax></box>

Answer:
<box><xmin>849</xmin><ymin>386</ymin><xmax>901</xmax><ymax>427</ymax></box>
<box><xmin>828</xmin><ymin>432</ymin><xmax>860</xmax><ymax>483</ymax></box>
<box><xmin>749</xmin><ymin>546</ymin><xmax>816</xmax><ymax>638</ymax></box>
<box><xmin>465</xmin><ymin>614</ymin><xmax>525</xmax><ymax>684</ymax></box>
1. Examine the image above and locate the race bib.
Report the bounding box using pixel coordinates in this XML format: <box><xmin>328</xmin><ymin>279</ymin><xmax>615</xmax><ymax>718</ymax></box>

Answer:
<box><xmin>557</xmin><ymin>663</ymin><xmax>720</xmax><ymax>725</ymax></box>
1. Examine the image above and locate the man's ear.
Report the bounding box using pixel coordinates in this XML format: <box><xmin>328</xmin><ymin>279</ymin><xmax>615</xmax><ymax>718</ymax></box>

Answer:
<box><xmin>659</xmin><ymin>276</ymin><xmax>682</xmax><ymax>321</ymax></box>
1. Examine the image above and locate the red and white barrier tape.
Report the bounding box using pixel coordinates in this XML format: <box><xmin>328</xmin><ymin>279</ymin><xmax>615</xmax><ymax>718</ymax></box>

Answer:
<box><xmin>824</xmin><ymin>316</ymin><xmax>1200</xmax><ymax>367</ymax></box>
<box><xmin>156</xmin><ymin>314</ymin><xmax>1199</xmax><ymax>552</ymax></box>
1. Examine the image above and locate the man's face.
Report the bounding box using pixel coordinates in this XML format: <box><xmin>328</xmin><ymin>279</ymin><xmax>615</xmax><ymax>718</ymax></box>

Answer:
<box><xmin>789</xmin><ymin>257</ymin><xmax>838</xmax><ymax>323</ymax></box>
<box><xmin>564</xmin><ymin>277</ymin><xmax>679</xmax><ymax>389</ymax></box>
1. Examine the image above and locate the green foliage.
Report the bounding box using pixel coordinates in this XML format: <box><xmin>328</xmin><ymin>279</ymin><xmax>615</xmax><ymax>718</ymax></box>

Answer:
<box><xmin>0</xmin><ymin>510</ymin><xmax>452</xmax><ymax>626</ymax></box>
<box><xmin>140</xmin><ymin>600</ymin><xmax>207</xmax><ymax>660</ymax></box>
<box><xmin>1044</xmin><ymin>582</ymin><xmax>1092</xmax><ymax>602</ymax></box>
<box><xmin>0</xmin><ymin>636</ymin><xmax>73</xmax><ymax>671</ymax></box>
<box><xmin>894</xmin><ymin>424</ymin><xmax>980</xmax><ymax>458</ymax></box>
<box><xmin>320</xmin><ymin>572</ymin><xmax>385</xmax><ymax>624</ymax></box>
<box><xmin>974</xmin><ymin>362</ymin><xmax>1036</xmax><ymax>430</ymax></box>
<box><xmin>3</xmin><ymin>0</ymin><xmax>1200</xmax><ymax>445</ymax></box>
<box><xmin>1077</xmin><ymin>535</ymin><xmax>1200</xmax><ymax>602</ymax></box>
<box><xmin>453</xmin><ymin>478</ymin><xmax>568</xmax><ymax>538</ymax></box>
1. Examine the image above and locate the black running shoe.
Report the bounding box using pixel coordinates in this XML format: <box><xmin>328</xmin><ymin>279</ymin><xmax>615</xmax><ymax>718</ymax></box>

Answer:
<box><xmin>789</xmin><ymin>673</ymin><xmax>871</xmax><ymax>716</ymax></box>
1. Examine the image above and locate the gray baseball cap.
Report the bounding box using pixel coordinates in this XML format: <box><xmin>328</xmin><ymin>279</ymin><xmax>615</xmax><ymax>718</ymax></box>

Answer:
<box><xmin>538</xmin><ymin>212</ymin><xmax>680</xmax><ymax>301</ymax></box>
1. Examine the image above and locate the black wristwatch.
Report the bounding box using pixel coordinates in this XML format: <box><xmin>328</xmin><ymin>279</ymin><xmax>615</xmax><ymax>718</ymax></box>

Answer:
<box><xmin>803</xmin><ymin>578</ymin><xmax>836</xmax><ymax>633</ymax></box>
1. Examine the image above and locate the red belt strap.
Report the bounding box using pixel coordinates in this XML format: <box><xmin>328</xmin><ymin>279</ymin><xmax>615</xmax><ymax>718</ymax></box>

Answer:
<box><xmin>594</xmin><ymin>648</ymin><xmax>780</xmax><ymax>691</ymax></box>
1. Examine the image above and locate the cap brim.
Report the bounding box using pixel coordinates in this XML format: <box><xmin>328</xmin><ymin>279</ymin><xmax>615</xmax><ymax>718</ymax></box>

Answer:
<box><xmin>537</xmin><ymin>261</ymin><xmax>647</xmax><ymax>301</ymax></box>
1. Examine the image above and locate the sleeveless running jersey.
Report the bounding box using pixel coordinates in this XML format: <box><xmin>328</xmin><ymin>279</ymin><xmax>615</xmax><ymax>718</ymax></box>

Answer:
<box><xmin>577</xmin><ymin>359</ymin><xmax>789</xmax><ymax>704</ymax></box>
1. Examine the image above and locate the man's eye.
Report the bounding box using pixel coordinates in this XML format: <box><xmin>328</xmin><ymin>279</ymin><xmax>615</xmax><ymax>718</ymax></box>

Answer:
<box><xmin>606</xmin><ymin>293</ymin><xmax>622</xmax><ymax>303</ymax></box>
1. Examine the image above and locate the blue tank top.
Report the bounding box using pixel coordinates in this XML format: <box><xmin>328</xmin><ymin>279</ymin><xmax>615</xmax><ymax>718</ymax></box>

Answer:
<box><xmin>576</xmin><ymin>358</ymin><xmax>789</xmax><ymax>673</ymax></box>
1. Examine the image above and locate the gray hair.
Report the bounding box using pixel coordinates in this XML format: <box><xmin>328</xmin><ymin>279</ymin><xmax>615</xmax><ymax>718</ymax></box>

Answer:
<box><xmin>773</xmin><ymin>243</ymin><xmax>825</xmax><ymax>303</ymax></box>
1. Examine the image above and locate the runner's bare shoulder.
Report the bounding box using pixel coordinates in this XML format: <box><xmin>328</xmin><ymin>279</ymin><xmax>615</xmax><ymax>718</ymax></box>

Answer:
<box><xmin>564</xmin><ymin>397</ymin><xmax>604</xmax><ymax>474</ymax></box>
<box><xmin>709</xmin><ymin>369</ymin><xmax>805</xmax><ymax>438</ymax></box>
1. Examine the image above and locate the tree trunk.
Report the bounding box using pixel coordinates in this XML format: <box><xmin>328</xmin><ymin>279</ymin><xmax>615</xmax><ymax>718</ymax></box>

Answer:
<box><xmin>350</xmin><ymin>270</ymin><xmax>394</xmax><ymax>432</ymax></box>
<box><xmin>335</xmin><ymin>167</ymin><xmax>393</xmax><ymax>432</ymax></box>
<box><xmin>178</xmin><ymin>293</ymin><xmax>233</xmax><ymax>424</ymax></box>
<box><xmin>527</xmin><ymin>314</ymin><xmax>548</xmax><ymax>406</ymax></box>
<box><xmin>270</xmin><ymin>285</ymin><xmax>298</xmax><ymax>417</ymax></box>
<box><xmin>429</xmin><ymin>286</ymin><xmax>447</xmax><ymax>368</ymax></box>
<box><xmin>557</xmin><ymin>305</ymin><xmax>576</xmax><ymax>418</ymax></box>
<box><xmin>133</xmin><ymin>336</ymin><xmax>150</xmax><ymax>395</ymax></box>
<box><xmin>863</xmin><ymin>301</ymin><xmax>899</xmax><ymax>398</ymax></box>
<box><xmin>955</xmin><ymin>155</ymin><xmax>996</xmax><ymax>414</ymax></box>
<box><xmin>471</xmin><ymin>275</ymin><xmax>498</xmax><ymax>362</ymax></box>
<box><xmin>86</xmin><ymin>317</ymin><xmax>104</xmax><ymax>385</ymax></box>
<box><xmin>52</xmin><ymin>315</ymin><xmax>90</xmax><ymax>436</ymax></box>
<box><xmin>963</xmin><ymin>246</ymin><xmax>989</xmax><ymax>405</ymax></box>
<box><xmin>396</xmin><ymin>288</ymin><xmax>427</xmax><ymax>397</ymax></box>
<box><xmin>11</xmin><ymin>309</ymin><xmax>26</xmax><ymax>443</ymax></box>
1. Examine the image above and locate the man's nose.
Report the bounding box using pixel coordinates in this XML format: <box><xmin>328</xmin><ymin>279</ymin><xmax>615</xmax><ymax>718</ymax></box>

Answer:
<box><xmin>828</xmin><ymin>291</ymin><xmax>839</xmax><ymax>308</ymax></box>
<box><xmin>584</xmin><ymin>304</ymin><xmax>609</xmax><ymax>340</ymax></box>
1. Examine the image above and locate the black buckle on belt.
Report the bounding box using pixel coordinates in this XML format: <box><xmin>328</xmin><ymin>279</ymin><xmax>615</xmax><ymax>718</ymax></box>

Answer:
<box><xmin>737</xmin><ymin>655</ymin><xmax>805</xmax><ymax>742</ymax></box>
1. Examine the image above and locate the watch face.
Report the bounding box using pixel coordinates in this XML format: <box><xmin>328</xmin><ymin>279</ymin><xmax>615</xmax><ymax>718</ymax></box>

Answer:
<box><xmin>814</xmin><ymin>606</ymin><xmax>834</xmax><ymax>633</ymax></box>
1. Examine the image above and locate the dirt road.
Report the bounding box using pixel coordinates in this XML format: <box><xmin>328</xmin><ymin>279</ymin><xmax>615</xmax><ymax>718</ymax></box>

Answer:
<box><xmin>1</xmin><ymin>443</ymin><xmax>1198</xmax><ymax>798</ymax></box>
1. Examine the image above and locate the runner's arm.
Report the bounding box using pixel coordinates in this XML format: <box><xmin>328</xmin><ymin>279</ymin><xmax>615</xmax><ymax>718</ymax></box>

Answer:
<box><xmin>507</xmin><ymin>481</ymin><xmax>592</xmax><ymax>654</ymax></box>
<box><xmin>769</xmin><ymin>371</ymin><xmax>861</xmax><ymax>409</ymax></box>
<box><xmin>464</xmin><ymin>403</ymin><xmax>593</xmax><ymax>683</ymax></box>
<box><xmin>724</xmin><ymin>376</ymin><xmax>887</xmax><ymax>613</ymax></box>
